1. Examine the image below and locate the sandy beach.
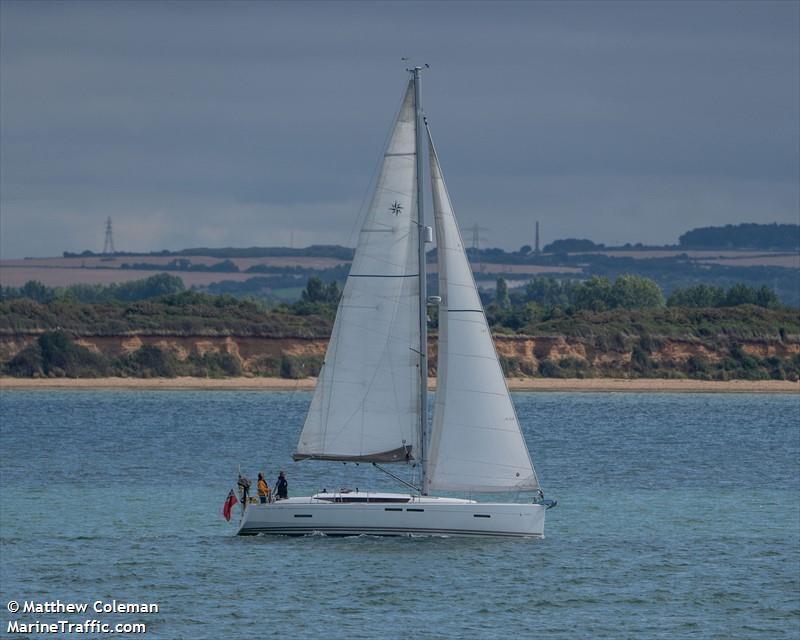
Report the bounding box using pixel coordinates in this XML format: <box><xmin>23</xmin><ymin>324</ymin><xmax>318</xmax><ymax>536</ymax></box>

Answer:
<box><xmin>1</xmin><ymin>376</ymin><xmax>797</xmax><ymax>393</ymax></box>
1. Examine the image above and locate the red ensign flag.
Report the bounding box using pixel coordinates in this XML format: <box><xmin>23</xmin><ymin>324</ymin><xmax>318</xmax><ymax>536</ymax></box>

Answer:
<box><xmin>223</xmin><ymin>489</ymin><xmax>238</xmax><ymax>521</ymax></box>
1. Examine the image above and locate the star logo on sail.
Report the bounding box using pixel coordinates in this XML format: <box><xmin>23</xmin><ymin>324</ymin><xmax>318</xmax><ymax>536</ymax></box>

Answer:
<box><xmin>389</xmin><ymin>201</ymin><xmax>403</xmax><ymax>216</ymax></box>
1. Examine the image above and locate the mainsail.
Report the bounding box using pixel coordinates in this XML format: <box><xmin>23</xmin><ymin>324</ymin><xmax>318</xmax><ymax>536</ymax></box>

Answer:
<box><xmin>294</xmin><ymin>81</ymin><xmax>421</xmax><ymax>463</ymax></box>
<box><xmin>426</xmin><ymin>128</ymin><xmax>540</xmax><ymax>492</ymax></box>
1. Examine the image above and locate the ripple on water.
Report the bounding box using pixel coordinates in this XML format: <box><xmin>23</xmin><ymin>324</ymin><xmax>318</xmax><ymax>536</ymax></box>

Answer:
<box><xmin>1</xmin><ymin>390</ymin><xmax>798</xmax><ymax>639</ymax></box>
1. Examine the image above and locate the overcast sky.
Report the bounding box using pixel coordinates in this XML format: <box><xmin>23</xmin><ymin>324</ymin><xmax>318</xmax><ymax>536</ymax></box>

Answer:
<box><xmin>1</xmin><ymin>0</ymin><xmax>798</xmax><ymax>258</ymax></box>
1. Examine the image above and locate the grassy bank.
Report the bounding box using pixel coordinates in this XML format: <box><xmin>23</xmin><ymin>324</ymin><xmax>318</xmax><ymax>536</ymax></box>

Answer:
<box><xmin>1</xmin><ymin>297</ymin><xmax>798</xmax><ymax>380</ymax></box>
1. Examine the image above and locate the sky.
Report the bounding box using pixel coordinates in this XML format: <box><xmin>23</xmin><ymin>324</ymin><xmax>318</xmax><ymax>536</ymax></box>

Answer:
<box><xmin>1</xmin><ymin>0</ymin><xmax>798</xmax><ymax>258</ymax></box>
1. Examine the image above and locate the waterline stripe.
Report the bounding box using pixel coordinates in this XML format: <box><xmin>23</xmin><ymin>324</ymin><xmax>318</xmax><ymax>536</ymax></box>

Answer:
<box><xmin>238</xmin><ymin>526</ymin><xmax>541</xmax><ymax>538</ymax></box>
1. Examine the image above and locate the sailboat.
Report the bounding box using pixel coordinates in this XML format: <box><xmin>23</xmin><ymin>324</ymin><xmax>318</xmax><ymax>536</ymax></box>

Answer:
<box><xmin>237</xmin><ymin>69</ymin><xmax>555</xmax><ymax>538</ymax></box>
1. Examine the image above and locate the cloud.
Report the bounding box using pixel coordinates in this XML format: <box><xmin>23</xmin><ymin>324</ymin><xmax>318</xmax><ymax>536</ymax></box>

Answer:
<box><xmin>1</xmin><ymin>0</ymin><xmax>798</xmax><ymax>258</ymax></box>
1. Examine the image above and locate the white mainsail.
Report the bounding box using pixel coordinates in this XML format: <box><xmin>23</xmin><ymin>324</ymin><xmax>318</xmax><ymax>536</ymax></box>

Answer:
<box><xmin>294</xmin><ymin>81</ymin><xmax>421</xmax><ymax>463</ymax></box>
<box><xmin>426</xmin><ymin>129</ymin><xmax>540</xmax><ymax>492</ymax></box>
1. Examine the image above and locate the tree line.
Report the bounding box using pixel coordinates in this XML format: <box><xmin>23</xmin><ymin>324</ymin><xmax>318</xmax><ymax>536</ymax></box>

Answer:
<box><xmin>479</xmin><ymin>275</ymin><xmax>782</xmax><ymax>332</ymax></box>
<box><xmin>1</xmin><ymin>273</ymin><xmax>783</xmax><ymax>318</ymax></box>
<box><xmin>678</xmin><ymin>223</ymin><xmax>799</xmax><ymax>250</ymax></box>
<box><xmin>502</xmin><ymin>275</ymin><xmax>781</xmax><ymax>311</ymax></box>
<box><xmin>0</xmin><ymin>274</ymin><xmax>186</xmax><ymax>304</ymax></box>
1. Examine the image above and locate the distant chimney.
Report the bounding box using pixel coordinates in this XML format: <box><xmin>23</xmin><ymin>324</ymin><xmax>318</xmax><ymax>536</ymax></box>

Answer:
<box><xmin>534</xmin><ymin>220</ymin><xmax>540</xmax><ymax>254</ymax></box>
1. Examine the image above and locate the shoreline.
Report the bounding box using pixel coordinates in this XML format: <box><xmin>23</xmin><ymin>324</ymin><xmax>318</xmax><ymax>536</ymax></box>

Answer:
<box><xmin>1</xmin><ymin>376</ymin><xmax>797</xmax><ymax>394</ymax></box>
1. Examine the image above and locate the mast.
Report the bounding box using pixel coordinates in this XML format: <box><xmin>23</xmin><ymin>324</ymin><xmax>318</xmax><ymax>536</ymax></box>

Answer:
<box><xmin>412</xmin><ymin>66</ymin><xmax>429</xmax><ymax>495</ymax></box>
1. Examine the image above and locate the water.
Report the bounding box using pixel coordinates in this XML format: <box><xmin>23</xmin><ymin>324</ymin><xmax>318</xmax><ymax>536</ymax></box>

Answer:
<box><xmin>1</xmin><ymin>390</ymin><xmax>798</xmax><ymax>639</ymax></box>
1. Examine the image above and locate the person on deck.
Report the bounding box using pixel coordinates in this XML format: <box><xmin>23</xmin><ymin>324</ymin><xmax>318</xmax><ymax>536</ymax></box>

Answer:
<box><xmin>275</xmin><ymin>470</ymin><xmax>288</xmax><ymax>500</ymax></box>
<box><xmin>257</xmin><ymin>472</ymin><xmax>271</xmax><ymax>504</ymax></box>
<box><xmin>237</xmin><ymin>474</ymin><xmax>251</xmax><ymax>509</ymax></box>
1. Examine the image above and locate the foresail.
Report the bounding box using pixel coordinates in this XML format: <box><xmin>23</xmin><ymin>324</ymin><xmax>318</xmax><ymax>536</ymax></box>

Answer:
<box><xmin>427</xmin><ymin>129</ymin><xmax>539</xmax><ymax>492</ymax></box>
<box><xmin>294</xmin><ymin>81</ymin><xmax>420</xmax><ymax>464</ymax></box>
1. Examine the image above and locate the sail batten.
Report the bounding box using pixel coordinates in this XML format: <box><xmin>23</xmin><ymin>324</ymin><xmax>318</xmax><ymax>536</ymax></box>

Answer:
<box><xmin>426</xmin><ymin>127</ymin><xmax>540</xmax><ymax>493</ymax></box>
<box><xmin>293</xmin><ymin>445</ymin><xmax>413</xmax><ymax>463</ymax></box>
<box><xmin>294</xmin><ymin>80</ymin><xmax>421</xmax><ymax>464</ymax></box>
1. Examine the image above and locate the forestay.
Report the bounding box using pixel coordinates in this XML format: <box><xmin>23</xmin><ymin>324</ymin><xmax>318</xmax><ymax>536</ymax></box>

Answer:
<box><xmin>426</xmin><ymin>129</ymin><xmax>540</xmax><ymax>492</ymax></box>
<box><xmin>294</xmin><ymin>81</ymin><xmax>421</xmax><ymax>463</ymax></box>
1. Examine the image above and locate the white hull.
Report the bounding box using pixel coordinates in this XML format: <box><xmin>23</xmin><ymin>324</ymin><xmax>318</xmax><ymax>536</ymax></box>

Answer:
<box><xmin>236</xmin><ymin>493</ymin><xmax>546</xmax><ymax>538</ymax></box>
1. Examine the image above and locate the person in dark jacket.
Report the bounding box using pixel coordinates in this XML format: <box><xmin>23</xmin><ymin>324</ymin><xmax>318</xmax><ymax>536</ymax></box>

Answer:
<box><xmin>275</xmin><ymin>471</ymin><xmax>288</xmax><ymax>500</ymax></box>
<box><xmin>237</xmin><ymin>474</ymin><xmax>251</xmax><ymax>510</ymax></box>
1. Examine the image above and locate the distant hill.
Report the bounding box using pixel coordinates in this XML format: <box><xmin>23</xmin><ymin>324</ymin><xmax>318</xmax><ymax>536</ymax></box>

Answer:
<box><xmin>542</xmin><ymin>238</ymin><xmax>605</xmax><ymax>253</ymax></box>
<box><xmin>64</xmin><ymin>245</ymin><xmax>355</xmax><ymax>260</ymax></box>
<box><xmin>679</xmin><ymin>223</ymin><xmax>799</xmax><ymax>250</ymax></box>
<box><xmin>39</xmin><ymin>224</ymin><xmax>797</xmax><ymax>307</ymax></box>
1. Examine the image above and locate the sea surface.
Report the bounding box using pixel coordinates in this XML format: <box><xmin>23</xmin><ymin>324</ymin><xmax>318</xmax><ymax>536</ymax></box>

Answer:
<box><xmin>1</xmin><ymin>390</ymin><xmax>798</xmax><ymax>639</ymax></box>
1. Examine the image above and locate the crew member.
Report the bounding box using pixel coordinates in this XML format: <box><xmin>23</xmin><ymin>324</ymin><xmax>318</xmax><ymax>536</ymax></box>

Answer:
<box><xmin>257</xmin><ymin>472</ymin><xmax>271</xmax><ymax>504</ymax></box>
<box><xmin>237</xmin><ymin>473</ymin><xmax>251</xmax><ymax>510</ymax></box>
<box><xmin>275</xmin><ymin>470</ymin><xmax>288</xmax><ymax>500</ymax></box>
